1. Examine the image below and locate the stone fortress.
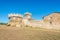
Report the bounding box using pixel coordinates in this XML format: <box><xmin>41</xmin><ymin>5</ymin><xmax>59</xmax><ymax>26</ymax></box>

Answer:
<box><xmin>8</xmin><ymin>12</ymin><xmax>60</xmax><ymax>29</ymax></box>
<box><xmin>8</xmin><ymin>12</ymin><xmax>32</xmax><ymax>27</ymax></box>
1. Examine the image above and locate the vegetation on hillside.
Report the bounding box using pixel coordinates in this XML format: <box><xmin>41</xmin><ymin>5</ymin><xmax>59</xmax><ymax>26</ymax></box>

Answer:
<box><xmin>0</xmin><ymin>22</ymin><xmax>7</xmax><ymax>25</ymax></box>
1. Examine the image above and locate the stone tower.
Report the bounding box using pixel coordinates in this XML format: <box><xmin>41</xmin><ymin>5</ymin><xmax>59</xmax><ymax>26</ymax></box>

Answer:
<box><xmin>24</xmin><ymin>12</ymin><xmax>32</xmax><ymax>20</ymax></box>
<box><xmin>23</xmin><ymin>12</ymin><xmax>32</xmax><ymax>27</ymax></box>
<box><xmin>8</xmin><ymin>13</ymin><xmax>23</xmax><ymax>27</ymax></box>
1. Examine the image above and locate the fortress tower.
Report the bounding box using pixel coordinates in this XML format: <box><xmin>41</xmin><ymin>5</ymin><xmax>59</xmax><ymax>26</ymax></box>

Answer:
<box><xmin>8</xmin><ymin>13</ymin><xmax>23</xmax><ymax>27</ymax></box>
<box><xmin>24</xmin><ymin>12</ymin><xmax>32</xmax><ymax>20</ymax></box>
<box><xmin>23</xmin><ymin>12</ymin><xmax>32</xmax><ymax>27</ymax></box>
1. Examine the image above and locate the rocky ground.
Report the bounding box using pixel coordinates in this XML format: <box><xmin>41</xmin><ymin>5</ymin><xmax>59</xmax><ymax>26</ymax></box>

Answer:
<box><xmin>0</xmin><ymin>25</ymin><xmax>60</xmax><ymax>40</ymax></box>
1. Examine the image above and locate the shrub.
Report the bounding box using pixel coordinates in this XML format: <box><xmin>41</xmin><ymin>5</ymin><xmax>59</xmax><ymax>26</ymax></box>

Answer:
<box><xmin>0</xmin><ymin>23</ymin><xmax>7</xmax><ymax>25</ymax></box>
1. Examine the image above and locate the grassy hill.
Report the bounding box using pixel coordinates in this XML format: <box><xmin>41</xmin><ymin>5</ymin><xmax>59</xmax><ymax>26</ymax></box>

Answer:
<box><xmin>0</xmin><ymin>26</ymin><xmax>60</xmax><ymax>40</ymax></box>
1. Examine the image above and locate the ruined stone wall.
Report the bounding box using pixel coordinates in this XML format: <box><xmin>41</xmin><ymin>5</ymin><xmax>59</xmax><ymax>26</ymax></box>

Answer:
<box><xmin>8</xmin><ymin>17</ymin><xmax>23</xmax><ymax>27</ymax></box>
<box><xmin>8</xmin><ymin>13</ymin><xmax>60</xmax><ymax>29</ymax></box>
<box><xmin>43</xmin><ymin>13</ymin><xmax>60</xmax><ymax>25</ymax></box>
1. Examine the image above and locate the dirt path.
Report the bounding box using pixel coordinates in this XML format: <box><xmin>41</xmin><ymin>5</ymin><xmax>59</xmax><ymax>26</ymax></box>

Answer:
<box><xmin>0</xmin><ymin>26</ymin><xmax>60</xmax><ymax>40</ymax></box>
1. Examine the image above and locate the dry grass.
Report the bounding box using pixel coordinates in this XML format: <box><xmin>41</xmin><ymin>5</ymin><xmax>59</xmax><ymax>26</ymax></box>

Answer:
<box><xmin>0</xmin><ymin>25</ymin><xmax>60</xmax><ymax>40</ymax></box>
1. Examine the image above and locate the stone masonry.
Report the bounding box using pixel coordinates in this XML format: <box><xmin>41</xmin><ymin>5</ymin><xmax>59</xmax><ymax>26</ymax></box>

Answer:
<box><xmin>8</xmin><ymin>12</ymin><xmax>60</xmax><ymax>29</ymax></box>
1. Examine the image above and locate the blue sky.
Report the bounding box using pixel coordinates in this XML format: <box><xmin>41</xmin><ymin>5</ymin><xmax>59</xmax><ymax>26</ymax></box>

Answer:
<box><xmin>0</xmin><ymin>0</ymin><xmax>60</xmax><ymax>23</ymax></box>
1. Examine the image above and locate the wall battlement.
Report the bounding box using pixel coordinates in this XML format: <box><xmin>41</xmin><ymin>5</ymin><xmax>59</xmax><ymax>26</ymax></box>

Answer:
<box><xmin>8</xmin><ymin>13</ymin><xmax>23</xmax><ymax>17</ymax></box>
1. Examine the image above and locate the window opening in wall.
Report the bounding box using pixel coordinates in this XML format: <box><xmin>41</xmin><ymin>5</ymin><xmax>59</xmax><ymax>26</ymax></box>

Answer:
<box><xmin>50</xmin><ymin>17</ymin><xmax>52</xmax><ymax>24</ymax></box>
